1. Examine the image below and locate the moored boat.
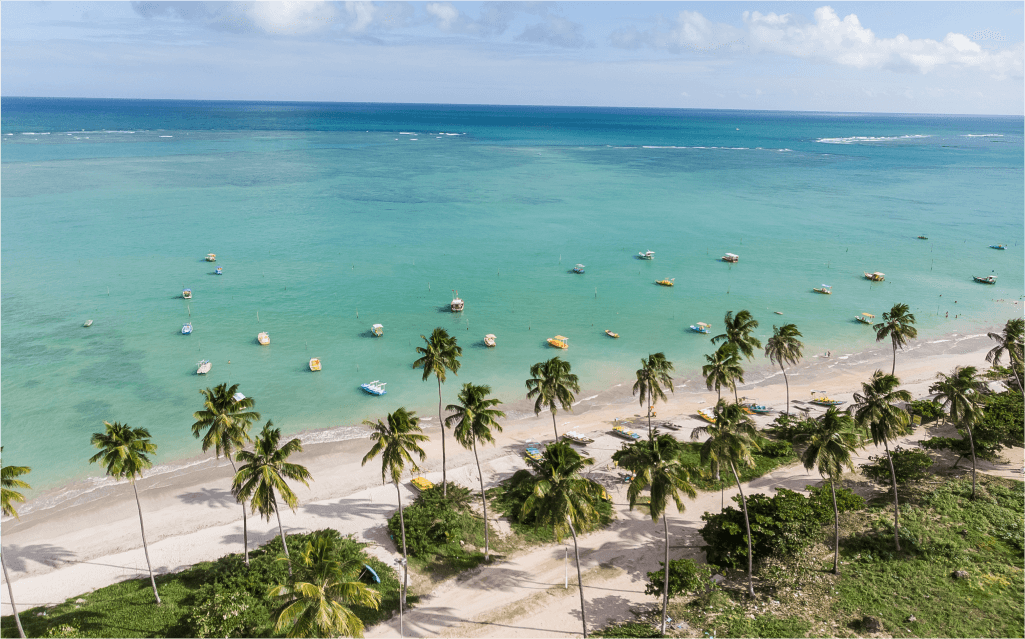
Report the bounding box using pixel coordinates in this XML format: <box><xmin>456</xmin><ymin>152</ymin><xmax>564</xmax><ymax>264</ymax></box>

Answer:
<box><xmin>813</xmin><ymin>284</ymin><xmax>832</xmax><ymax>294</ymax></box>
<box><xmin>83</xmin><ymin>319</ymin><xmax>93</xmax><ymax>327</ymax></box>
<box><xmin>689</xmin><ymin>322</ymin><xmax>711</xmax><ymax>334</ymax></box>
<box><xmin>573</xmin><ymin>264</ymin><xmax>585</xmax><ymax>274</ymax></box>
<box><xmin>721</xmin><ymin>253</ymin><xmax>739</xmax><ymax>263</ymax></box>
<box><xmin>360</xmin><ymin>380</ymin><xmax>387</xmax><ymax>395</ymax></box>
<box><xmin>612</xmin><ymin>425</ymin><xmax>641</xmax><ymax>440</ymax></box>
<box><xmin>257</xmin><ymin>332</ymin><xmax>270</xmax><ymax>345</ymax></box>
<box><xmin>809</xmin><ymin>396</ymin><xmax>845</xmax><ymax>407</ymax></box>
<box><xmin>563</xmin><ymin>431</ymin><xmax>595</xmax><ymax>445</ymax></box>
<box><xmin>206</xmin><ymin>253</ymin><xmax>216</xmax><ymax>262</ymax></box>
<box><xmin>196</xmin><ymin>360</ymin><xmax>211</xmax><ymax>375</ymax></box>
<box><xmin>309</xmin><ymin>358</ymin><xmax>322</xmax><ymax>371</ymax></box>
<box><xmin>605</xmin><ymin>329</ymin><xmax>619</xmax><ymax>338</ymax></box>
<box><xmin>741</xmin><ymin>402</ymin><xmax>773</xmax><ymax>415</ymax></box>
<box><xmin>450</xmin><ymin>290</ymin><xmax>464</xmax><ymax>312</ymax></box>
<box><xmin>656</xmin><ymin>278</ymin><xmax>675</xmax><ymax>287</ymax></box>
<box><xmin>182</xmin><ymin>322</ymin><xmax>193</xmax><ymax>335</ymax></box>
<box><xmin>637</xmin><ymin>250</ymin><xmax>655</xmax><ymax>260</ymax></box>
<box><xmin>855</xmin><ymin>312</ymin><xmax>875</xmax><ymax>325</ymax></box>
<box><xmin>547</xmin><ymin>335</ymin><xmax>569</xmax><ymax>349</ymax></box>
<box><xmin>864</xmin><ymin>272</ymin><xmax>885</xmax><ymax>282</ymax></box>
<box><xmin>917</xmin><ymin>235</ymin><xmax>928</xmax><ymax>240</ymax></box>
<box><xmin>411</xmin><ymin>477</ymin><xmax>433</xmax><ymax>493</ymax></box>
<box><xmin>215</xmin><ymin>266</ymin><xmax>223</xmax><ymax>275</ymax></box>
<box><xmin>697</xmin><ymin>407</ymin><xmax>716</xmax><ymax>423</ymax></box>
<box><xmin>232</xmin><ymin>392</ymin><xmax>246</xmax><ymax>403</ymax></box>
<box><xmin>182</xmin><ymin>288</ymin><xmax>192</xmax><ymax>299</ymax></box>
<box><xmin>973</xmin><ymin>275</ymin><xmax>997</xmax><ymax>284</ymax></box>
<box><xmin>484</xmin><ymin>334</ymin><xmax>497</xmax><ymax>347</ymax></box>
<box><xmin>524</xmin><ymin>447</ymin><xmax>544</xmax><ymax>462</ymax></box>
<box><xmin>371</xmin><ymin>324</ymin><xmax>384</xmax><ymax>337</ymax></box>
<box><xmin>990</xmin><ymin>244</ymin><xmax>1006</xmax><ymax>250</ymax></box>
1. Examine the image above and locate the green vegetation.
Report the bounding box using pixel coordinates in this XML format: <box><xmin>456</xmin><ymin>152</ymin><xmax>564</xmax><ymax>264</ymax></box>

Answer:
<box><xmin>860</xmin><ymin>446</ymin><xmax>934</xmax><ymax>489</ymax></box>
<box><xmin>412</xmin><ymin>327</ymin><xmax>462</xmax><ymax>496</ymax></box>
<box><xmin>644</xmin><ymin>558</ymin><xmax>713</xmax><ymax>600</ymax></box>
<box><xmin>591</xmin><ymin>621</ymin><xmax>665</xmax><ymax>638</ymax></box>
<box><xmin>669</xmin><ymin>441</ymin><xmax>797</xmax><ymax>492</ymax></box>
<box><xmin>488</xmin><ymin>469</ymin><xmax>614</xmax><ymax>545</ymax></box>
<box><xmin>908</xmin><ymin>399</ymin><xmax>945</xmax><ymax>424</ymax></box>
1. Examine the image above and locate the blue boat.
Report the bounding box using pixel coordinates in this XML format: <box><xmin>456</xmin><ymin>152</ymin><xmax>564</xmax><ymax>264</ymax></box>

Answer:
<box><xmin>689</xmin><ymin>322</ymin><xmax>711</xmax><ymax>334</ymax></box>
<box><xmin>215</xmin><ymin>266</ymin><xmax>223</xmax><ymax>274</ymax></box>
<box><xmin>182</xmin><ymin>322</ymin><xmax>193</xmax><ymax>335</ymax></box>
<box><xmin>360</xmin><ymin>564</ymin><xmax>381</xmax><ymax>584</ymax></box>
<box><xmin>360</xmin><ymin>381</ymin><xmax>386</xmax><ymax>395</ymax></box>
<box><xmin>573</xmin><ymin>264</ymin><xmax>585</xmax><ymax>274</ymax></box>
<box><xmin>990</xmin><ymin>244</ymin><xmax>1006</xmax><ymax>250</ymax></box>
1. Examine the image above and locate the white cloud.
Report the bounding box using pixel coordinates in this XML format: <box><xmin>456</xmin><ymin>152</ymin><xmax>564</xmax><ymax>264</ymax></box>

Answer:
<box><xmin>344</xmin><ymin>1</ymin><xmax>376</xmax><ymax>32</ymax></box>
<box><xmin>609</xmin><ymin>11</ymin><xmax>744</xmax><ymax>53</ymax></box>
<box><xmin>425</xmin><ymin>2</ymin><xmax>459</xmax><ymax>31</ymax></box>
<box><xmin>240</xmin><ymin>1</ymin><xmax>337</xmax><ymax>35</ymax></box>
<box><xmin>516</xmin><ymin>16</ymin><xmax>589</xmax><ymax>49</ymax></box>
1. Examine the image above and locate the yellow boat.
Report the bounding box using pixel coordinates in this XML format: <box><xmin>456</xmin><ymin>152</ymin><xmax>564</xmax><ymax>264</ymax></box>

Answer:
<box><xmin>410</xmin><ymin>477</ymin><xmax>434</xmax><ymax>493</ymax></box>
<box><xmin>656</xmin><ymin>278</ymin><xmax>675</xmax><ymax>287</ymax></box>
<box><xmin>813</xmin><ymin>284</ymin><xmax>832</xmax><ymax>294</ymax></box>
<box><xmin>697</xmin><ymin>407</ymin><xmax>716</xmax><ymax>423</ymax></box>
<box><xmin>547</xmin><ymin>335</ymin><xmax>569</xmax><ymax>349</ymax></box>
<box><xmin>864</xmin><ymin>272</ymin><xmax>885</xmax><ymax>282</ymax></box>
<box><xmin>309</xmin><ymin>358</ymin><xmax>322</xmax><ymax>372</ymax></box>
<box><xmin>205</xmin><ymin>253</ymin><xmax>217</xmax><ymax>262</ymax></box>
<box><xmin>605</xmin><ymin>330</ymin><xmax>619</xmax><ymax>338</ymax></box>
<box><xmin>257</xmin><ymin>332</ymin><xmax>270</xmax><ymax>345</ymax></box>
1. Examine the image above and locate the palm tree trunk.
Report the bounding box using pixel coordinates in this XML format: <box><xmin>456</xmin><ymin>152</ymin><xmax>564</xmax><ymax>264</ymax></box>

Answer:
<box><xmin>228</xmin><ymin>457</ymin><xmax>249</xmax><ymax>566</ymax></box>
<box><xmin>661</xmin><ymin>515</ymin><xmax>670</xmax><ymax>635</ymax></box>
<box><xmin>964</xmin><ymin>420</ymin><xmax>978</xmax><ymax>500</ymax></box>
<box><xmin>729</xmin><ymin>461</ymin><xmax>755</xmax><ymax>598</ymax></box>
<box><xmin>131</xmin><ymin>482</ymin><xmax>161</xmax><ymax>604</ymax></box>
<box><xmin>567</xmin><ymin>520</ymin><xmax>588</xmax><ymax>638</ymax></box>
<box><xmin>473</xmin><ymin>439</ymin><xmax>491</xmax><ymax>561</ymax></box>
<box><xmin>830</xmin><ymin>479</ymin><xmax>840</xmax><ymax>575</ymax></box>
<box><xmin>881</xmin><ymin>438</ymin><xmax>901</xmax><ymax>551</ymax></box>
<box><xmin>2</xmin><ymin>553</ymin><xmax>26</xmax><ymax>639</ymax></box>
<box><xmin>647</xmin><ymin>386</ymin><xmax>653</xmax><ymax>437</ymax></box>
<box><xmin>781</xmin><ymin>363</ymin><xmax>790</xmax><ymax>417</ymax></box>
<box><xmin>891</xmin><ymin>339</ymin><xmax>897</xmax><ymax>376</ymax></box>
<box><xmin>551</xmin><ymin>410</ymin><xmax>560</xmax><ymax>440</ymax></box>
<box><xmin>270</xmin><ymin>493</ymin><xmax>292</xmax><ymax>578</ymax></box>
<box><xmin>733</xmin><ymin>383</ymin><xmax>739</xmax><ymax>404</ymax></box>
<box><xmin>395</xmin><ymin>481</ymin><xmax>409</xmax><ymax>607</ymax></box>
<box><xmin>438</xmin><ymin>377</ymin><xmax>447</xmax><ymax>498</ymax></box>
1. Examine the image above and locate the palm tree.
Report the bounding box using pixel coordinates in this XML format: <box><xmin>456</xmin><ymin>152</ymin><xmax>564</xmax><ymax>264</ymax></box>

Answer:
<box><xmin>233</xmin><ymin>421</ymin><xmax>311</xmax><ymax>576</ymax></box>
<box><xmin>711</xmin><ymin>310</ymin><xmax>762</xmax><ymax>361</ymax></box>
<box><xmin>794</xmin><ymin>408</ymin><xmax>864</xmax><ymax>574</ymax></box>
<box><xmin>931</xmin><ymin>366</ymin><xmax>987</xmax><ymax>499</ymax></box>
<box><xmin>764</xmin><ymin>324</ymin><xmax>804</xmax><ymax>416</ymax></box>
<box><xmin>986</xmin><ymin>318</ymin><xmax>1024</xmax><ymax>390</ymax></box>
<box><xmin>413</xmin><ymin>328</ymin><xmax>462</xmax><ymax>498</ymax></box>
<box><xmin>702</xmin><ymin>343</ymin><xmax>744</xmax><ymax>403</ymax></box>
<box><xmin>691</xmin><ymin>401</ymin><xmax>761</xmax><ymax>598</ymax></box>
<box><xmin>88</xmin><ymin>422</ymin><xmax>162</xmax><ymax>604</ymax></box>
<box><xmin>617</xmin><ymin>435</ymin><xmax>696</xmax><ymax>634</ymax></box>
<box><xmin>269</xmin><ymin>530</ymin><xmax>382</xmax><ymax>638</ymax></box>
<box><xmin>873</xmin><ymin>303</ymin><xmax>918</xmax><ymax>375</ymax></box>
<box><xmin>525</xmin><ymin>356</ymin><xmax>580</xmax><ymax>439</ymax></box>
<box><xmin>2</xmin><ymin>448</ymin><xmax>31</xmax><ymax>638</ymax></box>
<box><xmin>192</xmin><ymin>383</ymin><xmax>261</xmax><ymax>564</ymax></box>
<box><xmin>362</xmin><ymin>406</ymin><xmax>428</xmax><ymax>633</ymax></box>
<box><xmin>633</xmin><ymin>353</ymin><xmax>675</xmax><ymax>436</ymax></box>
<box><xmin>850</xmin><ymin>371</ymin><xmax>912</xmax><ymax>551</ymax></box>
<box><xmin>521</xmin><ymin>441</ymin><xmax>604</xmax><ymax>638</ymax></box>
<box><xmin>446</xmin><ymin>384</ymin><xmax>506</xmax><ymax>562</ymax></box>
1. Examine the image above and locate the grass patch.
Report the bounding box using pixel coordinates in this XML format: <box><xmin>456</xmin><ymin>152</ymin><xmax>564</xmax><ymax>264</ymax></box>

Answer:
<box><xmin>675</xmin><ymin>441</ymin><xmax>799</xmax><ymax>492</ymax></box>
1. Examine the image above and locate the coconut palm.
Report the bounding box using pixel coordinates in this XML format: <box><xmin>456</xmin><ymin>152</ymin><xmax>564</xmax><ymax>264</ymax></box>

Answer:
<box><xmin>873</xmin><ymin>303</ymin><xmax>918</xmax><ymax>375</ymax></box>
<box><xmin>617</xmin><ymin>435</ymin><xmax>696</xmax><ymax>634</ymax></box>
<box><xmin>269</xmin><ymin>530</ymin><xmax>382</xmax><ymax>638</ymax></box>
<box><xmin>1</xmin><ymin>448</ymin><xmax>31</xmax><ymax>638</ymax></box>
<box><xmin>88</xmin><ymin>422</ymin><xmax>162</xmax><ymax>604</ymax></box>
<box><xmin>711</xmin><ymin>310</ymin><xmax>762</xmax><ymax>361</ymax></box>
<box><xmin>850</xmin><ymin>371</ymin><xmax>912</xmax><ymax>551</ymax></box>
<box><xmin>413</xmin><ymin>328</ymin><xmax>462</xmax><ymax>498</ymax></box>
<box><xmin>764</xmin><ymin>324</ymin><xmax>804</xmax><ymax>416</ymax></box>
<box><xmin>986</xmin><ymin>318</ymin><xmax>1024</xmax><ymax>390</ymax></box>
<box><xmin>794</xmin><ymin>408</ymin><xmax>864</xmax><ymax>574</ymax></box>
<box><xmin>931</xmin><ymin>366</ymin><xmax>987</xmax><ymax>499</ymax></box>
<box><xmin>192</xmin><ymin>383</ymin><xmax>260</xmax><ymax>564</ymax></box>
<box><xmin>233</xmin><ymin>421</ymin><xmax>311</xmax><ymax>576</ymax></box>
<box><xmin>633</xmin><ymin>353</ymin><xmax>675</xmax><ymax>436</ymax></box>
<box><xmin>362</xmin><ymin>406</ymin><xmax>428</xmax><ymax>633</ymax></box>
<box><xmin>525</xmin><ymin>356</ymin><xmax>580</xmax><ymax>439</ymax></box>
<box><xmin>521</xmin><ymin>441</ymin><xmax>604</xmax><ymax>638</ymax></box>
<box><xmin>446</xmin><ymin>384</ymin><xmax>506</xmax><ymax>561</ymax></box>
<box><xmin>691</xmin><ymin>401</ymin><xmax>761</xmax><ymax>598</ymax></box>
<box><xmin>702</xmin><ymin>343</ymin><xmax>744</xmax><ymax>403</ymax></box>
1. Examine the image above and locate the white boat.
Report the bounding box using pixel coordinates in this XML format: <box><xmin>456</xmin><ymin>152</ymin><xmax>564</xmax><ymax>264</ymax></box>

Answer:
<box><xmin>864</xmin><ymin>272</ymin><xmax>885</xmax><ymax>282</ymax></box>
<box><xmin>612</xmin><ymin>425</ymin><xmax>641</xmax><ymax>440</ymax></box>
<box><xmin>813</xmin><ymin>284</ymin><xmax>832</xmax><ymax>295</ymax></box>
<box><xmin>309</xmin><ymin>358</ymin><xmax>322</xmax><ymax>371</ymax></box>
<box><xmin>563</xmin><ymin>431</ymin><xmax>595</xmax><ymax>445</ymax></box>
<box><xmin>182</xmin><ymin>288</ymin><xmax>192</xmax><ymax>299</ymax></box>
<box><xmin>257</xmin><ymin>332</ymin><xmax>270</xmax><ymax>345</ymax></box>
<box><xmin>573</xmin><ymin>264</ymin><xmax>585</xmax><ymax>274</ymax></box>
<box><xmin>206</xmin><ymin>253</ymin><xmax>217</xmax><ymax>262</ymax></box>
<box><xmin>182</xmin><ymin>322</ymin><xmax>193</xmax><ymax>335</ymax></box>
<box><xmin>451</xmin><ymin>290</ymin><xmax>464</xmax><ymax>312</ymax></box>
<box><xmin>637</xmin><ymin>250</ymin><xmax>655</xmax><ymax>260</ymax></box>
<box><xmin>83</xmin><ymin>319</ymin><xmax>93</xmax><ymax>327</ymax></box>
<box><xmin>855</xmin><ymin>312</ymin><xmax>875</xmax><ymax>325</ymax></box>
<box><xmin>232</xmin><ymin>392</ymin><xmax>246</xmax><ymax>403</ymax></box>
<box><xmin>697</xmin><ymin>407</ymin><xmax>716</xmax><ymax>423</ymax></box>
<box><xmin>973</xmin><ymin>275</ymin><xmax>997</xmax><ymax>285</ymax></box>
<box><xmin>360</xmin><ymin>380</ymin><xmax>387</xmax><ymax>396</ymax></box>
<box><xmin>484</xmin><ymin>334</ymin><xmax>496</xmax><ymax>347</ymax></box>
<box><xmin>371</xmin><ymin>324</ymin><xmax>384</xmax><ymax>337</ymax></box>
<box><xmin>689</xmin><ymin>322</ymin><xmax>711</xmax><ymax>334</ymax></box>
<box><xmin>659</xmin><ymin>421</ymin><xmax>682</xmax><ymax>431</ymax></box>
<box><xmin>721</xmin><ymin>253</ymin><xmax>739</xmax><ymax>263</ymax></box>
<box><xmin>196</xmin><ymin>360</ymin><xmax>212</xmax><ymax>375</ymax></box>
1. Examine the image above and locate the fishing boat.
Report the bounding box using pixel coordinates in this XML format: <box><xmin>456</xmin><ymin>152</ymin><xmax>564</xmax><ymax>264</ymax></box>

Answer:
<box><xmin>450</xmin><ymin>290</ymin><xmax>464</xmax><ymax>312</ymax></box>
<box><xmin>205</xmin><ymin>253</ymin><xmax>216</xmax><ymax>262</ymax></box>
<box><xmin>232</xmin><ymin>392</ymin><xmax>246</xmax><ymax>403</ymax></box>
<box><xmin>525</xmin><ymin>447</ymin><xmax>544</xmax><ymax>462</ymax></box>
<box><xmin>809</xmin><ymin>396</ymin><xmax>846</xmax><ymax>407</ymax></box>
<box><xmin>659</xmin><ymin>421</ymin><xmax>682</xmax><ymax>431</ymax></box>
<box><xmin>371</xmin><ymin>324</ymin><xmax>384</xmax><ymax>337</ymax></box>
<box><xmin>573</xmin><ymin>264</ymin><xmax>585</xmax><ymax>274</ymax></box>
<box><xmin>83</xmin><ymin>319</ymin><xmax>93</xmax><ymax>327</ymax></box>
<box><xmin>741</xmin><ymin>402</ymin><xmax>773</xmax><ymax>415</ymax></box>
<box><xmin>257</xmin><ymin>332</ymin><xmax>270</xmax><ymax>345</ymax></box>
<box><xmin>612</xmin><ymin>425</ymin><xmax>641</xmax><ymax>441</ymax></box>
<box><xmin>182</xmin><ymin>288</ymin><xmax>192</xmax><ymax>299</ymax></box>
<box><xmin>410</xmin><ymin>476</ymin><xmax>434</xmax><ymax>493</ymax></box>
<box><xmin>689</xmin><ymin>322</ymin><xmax>711</xmax><ymax>334</ymax></box>
<box><xmin>196</xmin><ymin>360</ymin><xmax>212</xmax><ymax>375</ymax></box>
<box><xmin>484</xmin><ymin>334</ymin><xmax>497</xmax><ymax>347</ymax></box>
<box><xmin>855</xmin><ymin>312</ymin><xmax>875</xmax><ymax>325</ymax></box>
<box><xmin>605</xmin><ymin>329</ymin><xmax>619</xmax><ymax>338</ymax></box>
<box><xmin>697</xmin><ymin>407</ymin><xmax>716</xmax><ymax>423</ymax></box>
<box><xmin>309</xmin><ymin>358</ymin><xmax>322</xmax><ymax>371</ymax></box>
<box><xmin>215</xmin><ymin>266</ymin><xmax>223</xmax><ymax>275</ymax></box>
<box><xmin>774</xmin><ymin>311</ymin><xmax>783</xmax><ymax>315</ymax></box>
<box><xmin>917</xmin><ymin>235</ymin><xmax>928</xmax><ymax>240</ymax></box>
<box><xmin>990</xmin><ymin>244</ymin><xmax>1006</xmax><ymax>250</ymax></box>
<box><xmin>721</xmin><ymin>253</ymin><xmax>739</xmax><ymax>263</ymax></box>
<box><xmin>813</xmin><ymin>284</ymin><xmax>832</xmax><ymax>295</ymax></box>
<box><xmin>637</xmin><ymin>250</ymin><xmax>655</xmax><ymax>260</ymax></box>
<box><xmin>547</xmin><ymin>335</ymin><xmax>569</xmax><ymax>349</ymax></box>
<box><xmin>973</xmin><ymin>275</ymin><xmax>997</xmax><ymax>284</ymax></box>
<box><xmin>182</xmin><ymin>322</ymin><xmax>193</xmax><ymax>335</ymax></box>
<box><xmin>864</xmin><ymin>272</ymin><xmax>885</xmax><ymax>282</ymax></box>
<box><xmin>360</xmin><ymin>380</ymin><xmax>387</xmax><ymax>395</ymax></box>
<box><xmin>563</xmin><ymin>431</ymin><xmax>595</xmax><ymax>445</ymax></box>
<box><xmin>656</xmin><ymin>278</ymin><xmax>675</xmax><ymax>287</ymax></box>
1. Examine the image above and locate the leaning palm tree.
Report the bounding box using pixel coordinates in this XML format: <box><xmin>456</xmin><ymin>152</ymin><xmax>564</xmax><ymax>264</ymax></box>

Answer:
<box><xmin>692</xmin><ymin>402</ymin><xmax>761</xmax><ymax>598</ymax></box>
<box><xmin>617</xmin><ymin>435</ymin><xmax>696</xmax><ymax>634</ymax></box>
<box><xmin>850</xmin><ymin>371</ymin><xmax>912</xmax><ymax>551</ymax></box>
<box><xmin>931</xmin><ymin>366</ymin><xmax>987</xmax><ymax>499</ymax></box>
<box><xmin>2</xmin><ymin>448</ymin><xmax>31</xmax><ymax>638</ymax></box>
<box><xmin>192</xmin><ymin>383</ymin><xmax>261</xmax><ymax>564</ymax></box>
<box><xmin>794</xmin><ymin>408</ymin><xmax>864</xmax><ymax>574</ymax></box>
<box><xmin>521</xmin><ymin>441</ymin><xmax>604</xmax><ymax>638</ymax></box>
<box><xmin>764</xmin><ymin>324</ymin><xmax>804</xmax><ymax>416</ymax></box>
<box><xmin>233</xmin><ymin>421</ymin><xmax>311</xmax><ymax>576</ymax></box>
<box><xmin>702</xmin><ymin>343</ymin><xmax>744</xmax><ymax>403</ymax></box>
<box><xmin>269</xmin><ymin>530</ymin><xmax>382</xmax><ymax>638</ymax></box>
<box><xmin>986</xmin><ymin>318</ymin><xmax>1024</xmax><ymax>390</ymax></box>
<box><xmin>712</xmin><ymin>310</ymin><xmax>762</xmax><ymax>361</ymax></box>
<box><xmin>362</xmin><ymin>407</ymin><xmax>428</xmax><ymax>633</ymax></box>
<box><xmin>413</xmin><ymin>328</ymin><xmax>462</xmax><ymax>498</ymax></box>
<box><xmin>633</xmin><ymin>353</ymin><xmax>675</xmax><ymax>436</ymax></box>
<box><xmin>88</xmin><ymin>422</ymin><xmax>162</xmax><ymax>604</ymax></box>
<box><xmin>873</xmin><ymin>303</ymin><xmax>918</xmax><ymax>375</ymax></box>
<box><xmin>447</xmin><ymin>384</ymin><xmax>506</xmax><ymax>561</ymax></box>
<box><xmin>525</xmin><ymin>356</ymin><xmax>581</xmax><ymax>439</ymax></box>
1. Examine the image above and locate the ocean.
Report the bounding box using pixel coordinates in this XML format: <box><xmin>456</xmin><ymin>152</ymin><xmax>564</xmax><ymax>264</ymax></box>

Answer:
<box><xmin>2</xmin><ymin>98</ymin><xmax>1022</xmax><ymax>494</ymax></box>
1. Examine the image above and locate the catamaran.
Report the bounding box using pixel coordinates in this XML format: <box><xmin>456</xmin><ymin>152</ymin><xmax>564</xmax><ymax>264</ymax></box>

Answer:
<box><xmin>612</xmin><ymin>425</ymin><xmax>641</xmax><ymax>440</ymax></box>
<box><xmin>196</xmin><ymin>360</ymin><xmax>211</xmax><ymax>375</ymax></box>
<box><xmin>855</xmin><ymin>312</ymin><xmax>875</xmax><ymax>325</ymax></box>
<box><xmin>309</xmin><ymin>358</ymin><xmax>322</xmax><ymax>371</ymax></box>
<box><xmin>697</xmin><ymin>407</ymin><xmax>716</xmax><ymax>423</ymax></box>
<box><xmin>563</xmin><ymin>431</ymin><xmax>595</xmax><ymax>445</ymax></box>
<box><xmin>689</xmin><ymin>322</ymin><xmax>711</xmax><ymax>334</ymax></box>
<box><xmin>182</xmin><ymin>322</ymin><xmax>193</xmax><ymax>335</ymax></box>
<box><xmin>573</xmin><ymin>264</ymin><xmax>585</xmax><ymax>273</ymax></box>
<box><xmin>257</xmin><ymin>332</ymin><xmax>270</xmax><ymax>345</ymax></box>
<box><xmin>360</xmin><ymin>380</ymin><xmax>387</xmax><ymax>395</ymax></box>
<box><xmin>637</xmin><ymin>250</ymin><xmax>655</xmax><ymax>260</ymax></box>
<box><xmin>484</xmin><ymin>334</ymin><xmax>496</xmax><ymax>347</ymax></box>
<box><xmin>547</xmin><ymin>335</ymin><xmax>569</xmax><ymax>349</ymax></box>
<box><xmin>450</xmin><ymin>290</ymin><xmax>464</xmax><ymax>312</ymax></box>
<box><xmin>371</xmin><ymin>324</ymin><xmax>384</xmax><ymax>337</ymax></box>
<box><xmin>809</xmin><ymin>396</ymin><xmax>846</xmax><ymax>407</ymax></box>
<box><xmin>206</xmin><ymin>253</ymin><xmax>216</xmax><ymax>262</ymax></box>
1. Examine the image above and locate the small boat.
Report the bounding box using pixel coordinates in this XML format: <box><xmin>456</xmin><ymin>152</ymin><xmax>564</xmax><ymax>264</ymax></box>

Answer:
<box><xmin>689</xmin><ymin>322</ymin><xmax>711</xmax><ymax>334</ymax></box>
<box><xmin>864</xmin><ymin>272</ymin><xmax>885</xmax><ymax>282</ymax></box>
<box><xmin>196</xmin><ymin>360</ymin><xmax>212</xmax><ymax>375</ymax></box>
<box><xmin>658</xmin><ymin>421</ymin><xmax>682</xmax><ymax>431</ymax></box>
<box><xmin>990</xmin><ymin>244</ymin><xmax>1006</xmax><ymax>250</ymax></box>
<box><xmin>257</xmin><ymin>332</ymin><xmax>270</xmax><ymax>345</ymax></box>
<box><xmin>182</xmin><ymin>322</ymin><xmax>193</xmax><ymax>335</ymax></box>
<box><xmin>741</xmin><ymin>402</ymin><xmax>773</xmax><ymax>415</ymax></box>
<box><xmin>612</xmin><ymin>425</ymin><xmax>641</xmax><ymax>440</ymax></box>
<box><xmin>563</xmin><ymin>431</ymin><xmax>595</xmax><ymax>445</ymax></box>
<box><xmin>525</xmin><ymin>448</ymin><xmax>544</xmax><ymax>462</ymax></box>
<box><xmin>360</xmin><ymin>380</ymin><xmax>387</xmax><ymax>395</ymax></box>
<box><xmin>484</xmin><ymin>334</ymin><xmax>497</xmax><ymax>347</ymax></box>
<box><xmin>573</xmin><ymin>264</ymin><xmax>586</xmax><ymax>274</ymax></box>
<box><xmin>182</xmin><ymin>288</ymin><xmax>192</xmax><ymax>299</ymax></box>
<box><xmin>813</xmin><ymin>284</ymin><xmax>832</xmax><ymax>295</ymax></box>
<box><xmin>309</xmin><ymin>358</ymin><xmax>322</xmax><ymax>371</ymax></box>
<box><xmin>215</xmin><ymin>267</ymin><xmax>223</xmax><ymax>275</ymax></box>
<box><xmin>917</xmin><ymin>235</ymin><xmax>929</xmax><ymax>240</ymax></box>
<box><xmin>205</xmin><ymin>253</ymin><xmax>217</xmax><ymax>262</ymax></box>
<box><xmin>855</xmin><ymin>312</ymin><xmax>875</xmax><ymax>325</ymax></box>
<box><xmin>697</xmin><ymin>407</ymin><xmax>716</xmax><ymax>423</ymax></box>
<box><xmin>973</xmin><ymin>275</ymin><xmax>997</xmax><ymax>284</ymax></box>
<box><xmin>232</xmin><ymin>392</ymin><xmax>246</xmax><ymax>403</ymax></box>
<box><xmin>637</xmin><ymin>250</ymin><xmax>655</xmax><ymax>260</ymax></box>
<box><xmin>547</xmin><ymin>335</ymin><xmax>569</xmax><ymax>349</ymax></box>
<box><xmin>411</xmin><ymin>476</ymin><xmax>434</xmax><ymax>493</ymax></box>
<box><xmin>809</xmin><ymin>397</ymin><xmax>846</xmax><ymax>407</ymax></box>
<box><xmin>360</xmin><ymin>564</ymin><xmax>381</xmax><ymax>584</ymax></box>
<box><xmin>83</xmin><ymin>319</ymin><xmax>93</xmax><ymax>327</ymax></box>
<box><xmin>605</xmin><ymin>329</ymin><xmax>619</xmax><ymax>338</ymax></box>
<box><xmin>774</xmin><ymin>311</ymin><xmax>783</xmax><ymax>315</ymax></box>
<box><xmin>371</xmin><ymin>324</ymin><xmax>384</xmax><ymax>337</ymax></box>
<box><xmin>655</xmin><ymin>278</ymin><xmax>675</xmax><ymax>287</ymax></box>
<box><xmin>721</xmin><ymin>253</ymin><xmax>739</xmax><ymax>263</ymax></box>
<box><xmin>450</xmin><ymin>290</ymin><xmax>464</xmax><ymax>312</ymax></box>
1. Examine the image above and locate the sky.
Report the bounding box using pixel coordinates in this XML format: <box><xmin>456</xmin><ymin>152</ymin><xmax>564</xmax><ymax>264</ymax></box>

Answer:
<box><xmin>1</xmin><ymin>1</ymin><xmax>1023</xmax><ymax>114</ymax></box>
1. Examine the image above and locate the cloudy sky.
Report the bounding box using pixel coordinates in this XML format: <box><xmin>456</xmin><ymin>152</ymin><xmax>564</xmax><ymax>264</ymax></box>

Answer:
<box><xmin>2</xmin><ymin>1</ymin><xmax>1022</xmax><ymax>114</ymax></box>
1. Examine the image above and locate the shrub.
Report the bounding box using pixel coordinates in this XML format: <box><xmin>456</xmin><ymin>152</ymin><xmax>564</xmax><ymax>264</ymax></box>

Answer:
<box><xmin>185</xmin><ymin>583</ymin><xmax>265</xmax><ymax>638</ymax></box>
<box><xmin>759</xmin><ymin>441</ymin><xmax>794</xmax><ymax>458</ymax></box>
<box><xmin>592</xmin><ymin>621</ymin><xmax>664</xmax><ymax>638</ymax></box>
<box><xmin>859</xmin><ymin>446</ymin><xmax>933</xmax><ymax>488</ymax></box>
<box><xmin>489</xmin><ymin>470</ymin><xmax>614</xmax><ymax>543</ymax></box>
<box><xmin>387</xmin><ymin>483</ymin><xmax>487</xmax><ymax>564</ymax></box>
<box><xmin>805</xmin><ymin>484</ymin><xmax>865</xmax><ymax>522</ymax></box>
<box><xmin>765</xmin><ymin>414</ymin><xmax>818</xmax><ymax>442</ymax></box>
<box><xmin>908</xmin><ymin>399</ymin><xmax>946</xmax><ymax>423</ymax></box>
<box><xmin>979</xmin><ymin>391</ymin><xmax>1024</xmax><ymax>449</ymax></box>
<box><xmin>644</xmin><ymin>558</ymin><xmax>714</xmax><ymax>600</ymax></box>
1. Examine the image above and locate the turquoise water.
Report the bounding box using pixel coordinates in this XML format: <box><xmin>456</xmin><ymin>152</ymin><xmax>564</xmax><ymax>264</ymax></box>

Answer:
<box><xmin>2</xmin><ymin>99</ymin><xmax>1022</xmax><ymax>491</ymax></box>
